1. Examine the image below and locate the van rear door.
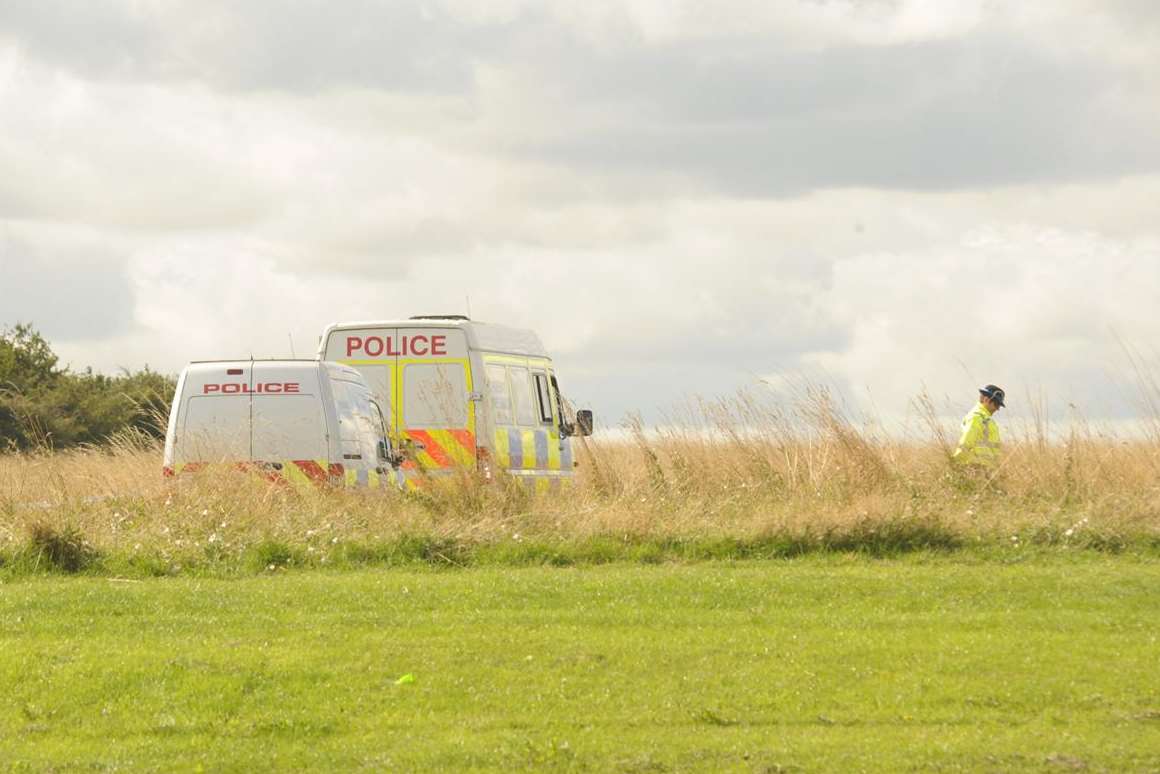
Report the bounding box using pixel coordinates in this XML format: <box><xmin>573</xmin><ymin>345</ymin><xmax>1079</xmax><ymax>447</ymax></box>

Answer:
<box><xmin>249</xmin><ymin>363</ymin><xmax>328</xmax><ymax>464</ymax></box>
<box><xmin>326</xmin><ymin>327</ymin><xmax>476</xmax><ymax>471</ymax></box>
<box><xmin>175</xmin><ymin>364</ymin><xmax>254</xmax><ymax>463</ymax></box>
<box><xmin>395</xmin><ymin>326</ymin><xmax>475</xmax><ymax>471</ymax></box>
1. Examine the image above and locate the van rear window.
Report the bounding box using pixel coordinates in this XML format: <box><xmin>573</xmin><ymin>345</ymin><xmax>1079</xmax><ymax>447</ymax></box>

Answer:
<box><xmin>181</xmin><ymin>396</ymin><xmax>251</xmax><ymax>460</ymax></box>
<box><xmin>403</xmin><ymin>363</ymin><xmax>467</xmax><ymax>428</ymax></box>
<box><xmin>252</xmin><ymin>395</ymin><xmax>326</xmax><ymax>460</ymax></box>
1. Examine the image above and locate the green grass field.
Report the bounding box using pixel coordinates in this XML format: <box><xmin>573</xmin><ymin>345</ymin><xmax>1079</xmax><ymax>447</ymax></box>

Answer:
<box><xmin>3</xmin><ymin>555</ymin><xmax>1158</xmax><ymax>772</ymax></box>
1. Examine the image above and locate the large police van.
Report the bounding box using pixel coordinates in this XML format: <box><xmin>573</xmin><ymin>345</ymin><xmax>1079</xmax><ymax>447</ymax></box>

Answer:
<box><xmin>319</xmin><ymin>316</ymin><xmax>592</xmax><ymax>490</ymax></box>
<box><xmin>163</xmin><ymin>360</ymin><xmax>402</xmax><ymax>487</ymax></box>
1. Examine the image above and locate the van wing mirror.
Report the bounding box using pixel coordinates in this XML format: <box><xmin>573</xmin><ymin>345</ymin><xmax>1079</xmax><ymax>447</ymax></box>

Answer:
<box><xmin>379</xmin><ymin>439</ymin><xmax>405</xmax><ymax>468</ymax></box>
<box><xmin>575</xmin><ymin>409</ymin><xmax>594</xmax><ymax>437</ymax></box>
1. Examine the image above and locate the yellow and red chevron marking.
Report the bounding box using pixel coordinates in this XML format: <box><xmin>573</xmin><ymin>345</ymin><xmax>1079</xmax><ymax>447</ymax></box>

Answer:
<box><xmin>404</xmin><ymin>429</ymin><xmax>476</xmax><ymax>470</ymax></box>
<box><xmin>396</xmin><ymin>458</ymin><xmax>422</xmax><ymax>490</ymax></box>
<box><xmin>284</xmin><ymin>460</ymin><xmax>345</xmax><ymax>485</ymax></box>
<box><xmin>163</xmin><ymin>460</ymin><xmax>344</xmax><ymax>487</ymax></box>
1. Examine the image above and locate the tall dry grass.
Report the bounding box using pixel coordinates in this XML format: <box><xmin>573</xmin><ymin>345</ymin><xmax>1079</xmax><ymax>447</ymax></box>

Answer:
<box><xmin>2</xmin><ymin>387</ymin><xmax>1159</xmax><ymax>573</ymax></box>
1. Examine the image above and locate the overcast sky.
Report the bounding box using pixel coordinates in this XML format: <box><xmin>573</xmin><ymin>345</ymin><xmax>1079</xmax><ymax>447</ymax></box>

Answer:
<box><xmin>2</xmin><ymin>0</ymin><xmax>1159</xmax><ymax>432</ymax></box>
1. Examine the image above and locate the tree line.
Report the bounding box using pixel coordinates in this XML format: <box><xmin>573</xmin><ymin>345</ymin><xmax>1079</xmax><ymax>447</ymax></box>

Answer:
<box><xmin>0</xmin><ymin>324</ymin><xmax>175</xmax><ymax>452</ymax></box>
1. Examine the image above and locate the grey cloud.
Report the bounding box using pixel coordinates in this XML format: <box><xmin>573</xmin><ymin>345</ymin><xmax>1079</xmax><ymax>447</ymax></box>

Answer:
<box><xmin>4</xmin><ymin>2</ymin><xmax>1157</xmax><ymax>201</ymax></box>
<box><xmin>0</xmin><ymin>235</ymin><xmax>135</xmax><ymax>341</ymax></box>
<box><xmin>497</xmin><ymin>31</ymin><xmax>1160</xmax><ymax>195</ymax></box>
<box><xmin>1094</xmin><ymin>0</ymin><xmax>1160</xmax><ymax>30</ymax></box>
<box><xmin>0</xmin><ymin>0</ymin><xmax>486</xmax><ymax>94</ymax></box>
<box><xmin>182</xmin><ymin>3</ymin><xmax>479</xmax><ymax>94</ymax></box>
<box><xmin>0</xmin><ymin>2</ymin><xmax>157</xmax><ymax>77</ymax></box>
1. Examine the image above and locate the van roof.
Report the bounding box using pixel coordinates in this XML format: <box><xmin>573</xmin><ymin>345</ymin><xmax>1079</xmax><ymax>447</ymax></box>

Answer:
<box><xmin>182</xmin><ymin>359</ymin><xmax>366</xmax><ymax>383</ymax></box>
<box><xmin>322</xmin><ymin>319</ymin><xmax>551</xmax><ymax>359</ymax></box>
<box><xmin>182</xmin><ymin>362</ymin><xmax>366</xmax><ymax>387</ymax></box>
<box><xmin>186</xmin><ymin>359</ymin><xmax>321</xmax><ymax>367</ymax></box>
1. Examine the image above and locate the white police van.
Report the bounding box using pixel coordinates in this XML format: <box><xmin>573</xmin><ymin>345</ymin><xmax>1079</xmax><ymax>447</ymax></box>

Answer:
<box><xmin>163</xmin><ymin>360</ymin><xmax>401</xmax><ymax>487</ymax></box>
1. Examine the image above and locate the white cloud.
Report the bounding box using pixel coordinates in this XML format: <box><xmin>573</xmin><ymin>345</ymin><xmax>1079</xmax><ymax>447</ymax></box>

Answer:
<box><xmin>1</xmin><ymin>1</ymin><xmax>1158</xmax><ymax>428</ymax></box>
<box><xmin>805</xmin><ymin>226</ymin><xmax>1160</xmax><ymax>423</ymax></box>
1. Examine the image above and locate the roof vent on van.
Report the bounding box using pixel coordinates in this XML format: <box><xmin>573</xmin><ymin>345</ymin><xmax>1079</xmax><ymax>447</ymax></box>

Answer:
<box><xmin>409</xmin><ymin>315</ymin><xmax>470</xmax><ymax>321</ymax></box>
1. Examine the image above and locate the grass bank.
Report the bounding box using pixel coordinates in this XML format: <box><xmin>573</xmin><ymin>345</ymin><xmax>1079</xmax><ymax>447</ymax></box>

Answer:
<box><xmin>2</xmin><ymin>557</ymin><xmax>1158</xmax><ymax>771</ymax></box>
<box><xmin>2</xmin><ymin>521</ymin><xmax>1159</xmax><ymax>581</ymax></box>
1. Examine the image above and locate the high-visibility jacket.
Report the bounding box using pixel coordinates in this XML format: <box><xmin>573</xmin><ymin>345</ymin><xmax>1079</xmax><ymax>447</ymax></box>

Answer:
<box><xmin>953</xmin><ymin>402</ymin><xmax>1001</xmax><ymax>467</ymax></box>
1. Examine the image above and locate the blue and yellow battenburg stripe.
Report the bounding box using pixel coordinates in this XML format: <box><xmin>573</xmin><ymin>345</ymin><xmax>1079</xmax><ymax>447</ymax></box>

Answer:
<box><xmin>343</xmin><ymin>465</ymin><xmax>407</xmax><ymax>489</ymax></box>
<box><xmin>492</xmin><ymin>427</ymin><xmax>574</xmax><ymax>493</ymax></box>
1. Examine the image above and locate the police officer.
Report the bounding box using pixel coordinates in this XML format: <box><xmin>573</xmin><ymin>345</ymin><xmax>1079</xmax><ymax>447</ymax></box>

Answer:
<box><xmin>953</xmin><ymin>384</ymin><xmax>1005</xmax><ymax>468</ymax></box>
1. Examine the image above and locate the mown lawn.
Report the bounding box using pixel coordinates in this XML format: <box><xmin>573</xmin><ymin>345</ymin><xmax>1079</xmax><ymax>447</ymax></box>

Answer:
<box><xmin>2</xmin><ymin>556</ymin><xmax>1158</xmax><ymax>772</ymax></box>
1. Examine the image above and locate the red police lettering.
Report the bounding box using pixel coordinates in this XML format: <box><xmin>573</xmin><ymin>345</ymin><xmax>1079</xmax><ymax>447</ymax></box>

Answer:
<box><xmin>341</xmin><ymin>333</ymin><xmax>450</xmax><ymax>358</ymax></box>
<box><xmin>256</xmin><ymin>383</ymin><xmax>299</xmax><ymax>393</ymax></box>
<box><xmin>203</xmin><ymin>382</ymin><xmax>301</xmax><ymax>395</ymax></box>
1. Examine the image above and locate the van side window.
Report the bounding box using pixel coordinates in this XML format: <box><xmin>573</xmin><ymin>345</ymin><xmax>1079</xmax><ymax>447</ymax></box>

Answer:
<box><xmin>509</xmin><ymin>367</ymin><xmax>536</xmax><ymax>427</ymax></box>
<box><xmin>371</xmin><ymin>401</ymin><xmax>390</xmax><ymax>439</ymax></box>
<box><xmin>329</xmin><ymin>380</ymin><xmax>359</xmax><ymax>443</ymax></box>
<box><xmin>550</xmin><ymin>374</ymin><xmax>571</xmax><ymax>433</ymax></box>
<box><xmin>403</xmin><ymin>363</ymin><xmax>467</xmax><ymax>428</ymax></box>
<box><xmin>370</xmin><ymin>401</ymin><xmax>391</xmax><ymax>461</ymax></box>
<box><xmin>351</xmin><ymin>391</ymin><xmax>380</xmax><ymax>461</ymax></box>
<box><xmin>532</xmin><ymin>372</ymin><xmax>554</xmax><ymax>425</ymax></box>
<box><xmin>486</xmin><ymin>364</ymin><xmax>513</xmax><ymax>425</ymax></box>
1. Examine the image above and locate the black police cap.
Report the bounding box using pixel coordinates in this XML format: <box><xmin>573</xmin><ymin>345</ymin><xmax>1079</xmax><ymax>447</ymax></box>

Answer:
<box><xmin>979</xmin><ymin>384</ymin><xmax>1006</xmax><ymax>407</ymax></box>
